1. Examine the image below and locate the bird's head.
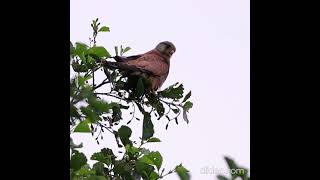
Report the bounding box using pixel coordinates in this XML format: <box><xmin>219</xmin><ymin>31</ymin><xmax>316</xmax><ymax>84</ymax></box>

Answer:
<box><xmin>155</xmin><ymin>41</ymin><xmax>176</xmax><ymax>58</ymax></box>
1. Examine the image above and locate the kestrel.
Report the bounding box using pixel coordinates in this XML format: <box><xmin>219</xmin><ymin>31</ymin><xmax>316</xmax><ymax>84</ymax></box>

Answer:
<box><xmin>108</xmin><ymin>41</ymin><xmax>176</xmax><ymax>91</ymax></box>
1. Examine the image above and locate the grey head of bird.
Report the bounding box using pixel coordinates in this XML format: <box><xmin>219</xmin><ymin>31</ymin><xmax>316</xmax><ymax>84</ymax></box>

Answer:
<box><xmin>155</xmin><ymin>41</ymin><xmax>176</xmax><ymax>59</ymax></box>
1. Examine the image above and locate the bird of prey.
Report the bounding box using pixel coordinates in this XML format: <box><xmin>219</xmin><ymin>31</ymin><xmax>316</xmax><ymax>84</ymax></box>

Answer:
<box><xmin>105</xmin><ymin>41</ymin><xmax>176</xmax><ymax>92</ymax></box>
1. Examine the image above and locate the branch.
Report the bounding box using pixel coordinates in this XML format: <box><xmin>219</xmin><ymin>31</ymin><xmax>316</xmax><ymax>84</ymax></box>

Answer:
<box><xmin>159</xmin><ymin>99</ymin><xmax>182</xmax><ymax>120</ymax></box>
<box><xmin>85</xmin><ymin>66</ymin><xmax>102</xmax><ymax>78</ymax></box>
<box><xmin>97</xmin><ymin>121</ymin><xmax>123</xmax><ymax>148</ymax></box>
<box><xmin>93</xmin><ymin>78</ymin><xmax>110</xmax><ymax>90</ymax></box>
<box><xmin>159</xmin><ymin>99</ymin><xmax>182</xmax><ymax>108</ymax></box>
<box><xmin>97</xmin><ymin>121</ymin><xmax>114</xmax><ymax>134</ymax></box>
<box><xmin>95</xmin><ymin>92</ymin><xmax>128</xmax><ymax>102</ymax></box>
<box><xmin>126</xmin><ymin>101</ymin><xmax>136</xmax><ymax>125</ymax></box>
<box><xmin>159</xmin><ymin>168</ymin><xmax>176</xmax><ymax>179</ymax></box>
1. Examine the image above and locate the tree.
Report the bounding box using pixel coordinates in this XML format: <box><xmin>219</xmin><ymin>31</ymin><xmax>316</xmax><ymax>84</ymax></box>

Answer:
<box><xmin>70</xmin><ymin>18</ymin><xmax>193</xmax><ymax>180</ymax></box>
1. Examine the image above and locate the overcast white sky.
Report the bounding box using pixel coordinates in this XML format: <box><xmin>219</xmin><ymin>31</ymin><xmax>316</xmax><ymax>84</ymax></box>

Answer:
<box><xmin>70</xmin><ymin>0</ymin><xmax>250</xmax><ymax>179</ymax></box>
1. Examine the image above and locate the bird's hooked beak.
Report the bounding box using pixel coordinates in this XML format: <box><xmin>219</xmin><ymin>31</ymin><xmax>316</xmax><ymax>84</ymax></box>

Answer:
<box><xmin>169</xmin><ymin>49</ymin><xmax>175</xmax><ymax>56</ymax></box>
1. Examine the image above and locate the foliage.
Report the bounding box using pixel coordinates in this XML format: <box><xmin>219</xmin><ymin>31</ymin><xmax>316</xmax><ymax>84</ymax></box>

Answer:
<box><xmin>70</xmin><ymin>18</ymin><xmax>193</xmax><ymax>180</ymax></box>
<box><xmin>217</xmin><ymin>156</ymin><xmax>250</xmax><ymax>180</ymax></box>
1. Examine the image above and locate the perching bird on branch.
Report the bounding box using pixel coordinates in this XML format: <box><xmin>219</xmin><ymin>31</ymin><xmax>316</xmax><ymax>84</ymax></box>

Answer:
<box><xmin>103</xmin><ymin>41</ymin><xmax>176</xmax><ymax>91</ymax></box>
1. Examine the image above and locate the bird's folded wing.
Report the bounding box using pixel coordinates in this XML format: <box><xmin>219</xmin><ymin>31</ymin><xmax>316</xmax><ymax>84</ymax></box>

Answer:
<box><xmin>113</xmin><ymin>55</ymin><xmax>142</xmax><ymax>62</ymax></box>
<box><xmin>125</xmin><ymin>55</ymin><xmax>169</xmax><ymax>77</ymax></box>
<box><xmin>103</xmin><ymin>61</ymin><xmax>157</xmax><ymax>76</ymax></box>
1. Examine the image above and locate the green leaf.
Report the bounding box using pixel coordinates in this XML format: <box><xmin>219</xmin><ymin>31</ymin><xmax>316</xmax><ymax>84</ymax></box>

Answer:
<box><xmin>135</xmin><ymin>78</ymin><xmax>145</xmax><ymax>98</ymax></box>
<box><xmin>122</xmin><ymin>47</ymin><xmax>131</xmax><ymax>54</ymax></box>
<box><xmin>88</xmin><ymin>97</ymin><xmax>112</xmax><ymax>113</ymax></box>
<box><xmin>80</xmin><ymin>106</ymin><xmax>100</xmax><ymax>123</ymax></box>
<box><xmin>72</xmin><ymin>63</ymin><xmax>89</xmax><ymax>73</ymax></box>
<box><xmin>182</xmin><ymin>101</ymin><xmax>193</xmax><ymax>124</ymax></box>
<box><xmin>70</xmin><ymin>104</ymin><xmax>81</xmax><ymax>119</ymax></box>
<box><xmin>146</xmin><ymin>137</ymin><xmax>161</xmax><ymax>143</ymax></box>
<box><xmin>147</xmin><ymin>95</ymin><xmax>164</xmax><ymax>117</ymax></box>
<box><xmin>223</xmin><ymin>157</ymin><xmax>250</xmax><ymax>179</ymax></box>
<box><xmin>172</xmin><ymin>108</ymin><xmax>179</xmax><ymax>114</ymax></box>
<box><xmin>111</xmin><ymin>104</ymin><xmax>122</xmax><ymax>123</ymax></box>
<box><xmin>224</xmin><ymin>156</ymin><xmax>238</xmax><ymax>170</ymax></box>
<box><xmin>88</xmin><ymin>46</ymin><xmax>111</xmax><ymax>58</ymax></box>
<box><xmin>217</xmin><ymin>175</ymin><xmax>229</xmax><ymax>180</ymax></box>
<box><xmin>75</xmin><ymin>42</ymin><xmax>88</xmax><ymax>56</ymax></box>
<box><xmin>183</xmin><ymin>101</ymin><xmax>193</xmax><ymax>112</ymax></box>
<box><xmin>98</xmin><ymin>26</ymin><xmax>110</xmax><ymax>32</ymax></box>
<box><xmin>156</xmin><ymin>102</ymin><xmax>165</xmax><ymax>117</ymax></box>
<box><xmin>79</xmin><ymin>51</ymin><xmax>86</xmax><ymax>62</ymax></box>
<box><xmin>159</xmin><ymin>83</ymin><xmax>184</xmax><ymax>100</ymax></box>
<box><xmin>76</xmin><ymin>86</ymin><xmax>94</xmax><ymax>102</ymax></box>
<box><xmin>91</xmin><ymin>151</ymin><xmax>112</xmax><ymax>166</ymax></box>
<box><xmin>149</xmin><ymin>151</ymin><xmax>163</xmax><ymax>170</ymax></box>
<box><xmin>142</xmin><ymin>113</ymin><xmax>154</xmax><ymax>140</ymax></box>
<box><xmin>78</xmin><ymin>75</ymin><xmax>92</xmax><ymax>87</ymax></box>
<box><xmin>101</xmin><ymin>148</ymin><xmax>115</xmax><ymax>157</ymax></box>
<box><xmin>118</xmin><ymin>125</ymin><xmax>132</xmax><ymax>146</ymax></box>
<box><xmin>85</xmin><ymin>176</ymin><xmax>108</xmax><ymax>180</ymax></box>
<box><xmin>182</xmin><ymin>109</ymin><xmax>189</xmax><ymax>124</ymax></box>
<box><xmin>125</xmin><ymin>145</ymin><xmax>140</xmax><ymax>158</ymax></box>
<box><xmin>139</xmin><ymin>151</ymin><xmax>162</xmax><ymax>170</ymax></box>
<box><xmin>175</xmin><ymin>164</ymin><xmax>190</xmax><ymax>180</ymax></box>
<box><xmin>140</xmin><ymin>148</ymin><xmax>151</xmax><ymax>155</ymax></box>
<box><xmin>139</xmin><ymin>156</ymin><xmax>154</xmax><ymax>165</ymax></box>
<box><xmin>135</xmin><ymin>161</ymin><xmax>155</xmax><ymax>179</ymax></box>
<box><xmin>182</xmin><ymin>91</ymin><xmax>191</xmax><ymax>103</ymax></box>
<box><xmin>149</xmin><ymin>171</ymin><xmax>160</xmax><ymax>180</ymax></box>
<box><xmin>78</xmin><ymin>165</ymin><xmax>96</xmax><ymax>176</ymax></box>
<box><xmin>113</xmin><ymin>79</ymin><xmax>125</xmax><ymax>91</ymax></box>
<box><xmin>87</xmin><ymin>55</ymin><xmax>95</xmax><ymax>64</ymax></box>
<box><xmin>113</xmin><ymin>160</ymin><xmax>132</xmax><ymax>176</ymax></box>
<box><xmin>70</xmin><ymin>150</ymin><xmax>87</xmax><ymax>172</ymax></box>
<box><xmin>236</xmin><ymin>167</ymin><xmax>249</xmax><ymax>179</ymax></box>
<box><xmin>132</xmin><ymin>172</ymin><xmax>142</xmax><ymax>180</ymax></box>
<box><xmin>92</xmin><ymin>162</ymin><xmax>105</xmax><ymax>176</ymax></box>
<box><xmin>74</xmin><ymin>119</ymin><xmax>91</xmax><ymax>133</ymax></box>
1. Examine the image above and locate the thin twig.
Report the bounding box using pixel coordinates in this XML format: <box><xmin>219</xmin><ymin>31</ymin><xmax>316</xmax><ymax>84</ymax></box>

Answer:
<box><xmin>97</xmin><ymin>122</ymin><xmax>114</xmax><ymax>134</ymax></box>
<box><xmin>159</xmin><ymin>99</ymin><xmax>182</xmax><ymax>120</ymax></box>
<box><xmin>159</xmin><ymin>169</ymin><xmax>176</xmax><ymax>179</ymax></box>
<box><xmin>159</xmin><ymin>99</ymin><xmax>182</xmax><ymax>108</ymax></box>
<box><xmin>93</xmin><ymin>78</ymin><xmax>110</xmax><ymax>90</ymax></box>
<box><xmin>138</xmin><ymin>140</ymin><xmax>145</xmax><ymax>149</ymax></box>
<box><xmin>127</xmin><ymin>101</ymin><xmax>136</xmax><ymax>124</ymax></box>
<box><xmin>170</xmin><ymin>108</ymin><xmax>182</xmax><ymax>120</ymax></box>
<box><xmin>95</xmin><ymin>92</ymin><xmax>128</xmax><ymax>102</ymax></box>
